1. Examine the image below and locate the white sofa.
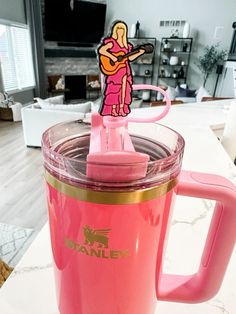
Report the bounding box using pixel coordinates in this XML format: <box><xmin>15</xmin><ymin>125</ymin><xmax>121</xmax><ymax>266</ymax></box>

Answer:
<box><xmin>22</xmin><ymin>96</ymin><xmax>234</xmax><ymax>158</ymax></box>
<box><xmin>21</xmin><ymin>96</ymin><xmax>143</xmax><ymax>147</ymax></box>
<box><xmin>22</xmin><ymin>104</ymin><xmax>86</xmax><ymax>146</ymax></box>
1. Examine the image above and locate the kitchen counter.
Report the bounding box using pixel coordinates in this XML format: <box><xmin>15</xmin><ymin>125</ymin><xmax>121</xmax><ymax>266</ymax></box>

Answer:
<box><xmin>131</xmin><ymin>98</ymin><xmax>233</xmax><ymax>138</ymax></box>
<box><xmin>0</xmin><ymin>124</ymin><xmax>236</xmax><ymax>314</ymax></box>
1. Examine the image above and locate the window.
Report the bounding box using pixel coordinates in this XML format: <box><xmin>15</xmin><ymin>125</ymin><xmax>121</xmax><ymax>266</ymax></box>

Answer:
<box><xmin>0</xmin><ymin>24</ymin><xmax>35</xmax><ymax>92</ymax></box>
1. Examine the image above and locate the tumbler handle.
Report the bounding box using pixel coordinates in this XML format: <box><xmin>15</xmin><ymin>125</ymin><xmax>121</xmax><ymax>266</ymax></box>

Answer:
<box><xmin>157</xmin><ymin>170</ymin><xmax>236</xmax><ymax>303</ymax></box>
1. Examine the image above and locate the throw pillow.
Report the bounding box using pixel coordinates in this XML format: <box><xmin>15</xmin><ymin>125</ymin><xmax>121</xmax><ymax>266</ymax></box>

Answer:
<box><xmin>130</xmin><ymin>98</ymin><xmax>143</xmax><ymax>109</ymax></box>
<box><xmin>35</xmin><ymin>97</ymin><xmax>91</xmax><ymax>113</ymax></box>
<box><xmin>91</xmin><ymin>97</ymin><xmax>101</xmax><ymax>112</ymax></box>
<box><xmin>164</xmin><ymin>86</ymin><xmax>176</xmax><ymax>101</ymax></box>
<box><xmin>196</xmin><ymin>86</ymin><xmax>212</xmax><ymax>102</ymax></box>
<box><xmin>175</xmin><ymin>85</ymin><xmax>196</xmax><ymax>98</ymax></box>
<box><xmin>40</xmin><ymin>102</ymin><xmax>92</xmax><ymax>113</ymax></box>
<box><xmin>45</xmin><ymin>95</ymin><xmax>64</xmax><ymax>104</ymax></box>
<box><xmin>34</xmin><ymin>97</ymin><xmax>51</xmax><ymax>108</ymax></box>
<box><xmin>180</xmin><ymin>83</ymin><xmax>187</xmax><ymax>89</ymax></box>
<box><xmin>69</xmin><ymin>102</ymin><xmax>91</xmax><ymax>113</ymax></box>
<box><xmin>32</xmin><ymin>103</ymin><xmax>41</xmax><ymax>109</ymax></box>
<box><xmin>186</xmin><ymin>89</ymin><xmax>197</xmax><ymax>98</ymax></box>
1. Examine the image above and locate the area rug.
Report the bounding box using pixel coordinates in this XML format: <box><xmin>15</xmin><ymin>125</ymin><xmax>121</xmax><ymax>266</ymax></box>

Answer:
<box><xmin>0</xmin><ymin>223</ymin><xmax>34</xmax><ymax>267</ymax></box>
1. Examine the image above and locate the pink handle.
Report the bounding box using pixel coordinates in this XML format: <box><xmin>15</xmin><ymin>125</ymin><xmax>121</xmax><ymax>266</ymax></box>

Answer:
<box><xmin>157</xmin><ymin>170</ymin><xmax>236</xmax><ymax>303</ymax></box>
<box><xmin>128</xmin><ymin>84</ymin><xmax>171</xmax><ymax>123</ymax></box>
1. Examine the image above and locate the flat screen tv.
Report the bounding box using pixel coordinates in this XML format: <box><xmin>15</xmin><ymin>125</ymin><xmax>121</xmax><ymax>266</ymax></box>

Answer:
<box><xmin>44</xmin><ymin>0</ymin><xmax>107</xmax><ymax>46</ymax></box>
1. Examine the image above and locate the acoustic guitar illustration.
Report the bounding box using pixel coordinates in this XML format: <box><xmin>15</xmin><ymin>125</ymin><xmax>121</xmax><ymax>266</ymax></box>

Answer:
<box><xmin>100</xmin><ymin>43</ymin><xmax>154</xmax><ymax>76</ymax></box>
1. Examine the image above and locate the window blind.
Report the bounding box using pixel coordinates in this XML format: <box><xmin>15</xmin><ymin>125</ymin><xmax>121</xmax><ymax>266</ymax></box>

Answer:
<box><xmin>0</xmin><ymin>24</ymin><xmax>35</xmax><ymax>92</ymax></box>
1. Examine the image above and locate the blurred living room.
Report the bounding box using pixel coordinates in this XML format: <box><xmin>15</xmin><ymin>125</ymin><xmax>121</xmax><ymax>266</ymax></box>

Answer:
<box><xmin>1</xmin><ymin>0</ymin><xmax>236</xmax><ymax>313</ymax></box>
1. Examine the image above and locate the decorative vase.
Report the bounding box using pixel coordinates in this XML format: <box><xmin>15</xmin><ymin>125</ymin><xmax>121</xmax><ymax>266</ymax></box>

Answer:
<box><xmin>172</xmin><ymin>71</ymin><xmax>178</xmax><ymax>79</ymax></box>
<box><xmin>163</xmin><ymin>39</ymin><xmax>170</xmax><ymax>51</ymax></box>
<box><xmin>183</xmin><ymin>43</ymin><xmax>188</xmax><ymax>52</ymax></box>
<box><xmin>160</xmin><ymin>69</ymin><xmax>165</xmax><ymax>77</ymax></box>
<box><xmin>169</xmin><ymin>56</ymin><xmax>179</xmax><ymax>65</ymax></box>
<box><xmin>162</xmin><ymin>59</ymin><xmax>168</xmax><ymax>65</ymax></box>
<box><xmin>178</xmin><ymin>66</ymin><xmax>185</xmax><ymax>78</ymax></box>
<box><xmin>183</xmin><ymin>22</ymin><xmax>190</xmax><ymax>38</ymax></box>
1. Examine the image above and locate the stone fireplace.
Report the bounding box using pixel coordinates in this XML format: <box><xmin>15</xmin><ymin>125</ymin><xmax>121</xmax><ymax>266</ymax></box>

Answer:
<box><xmin>45</xmin><ymin>56</ymin><xmax>101</xmax><ymax>100</ymax></box>
<box><xmin>45</xmin><ymin>57</ymin><xmax>99</xmax><ymax>76</ymax></box>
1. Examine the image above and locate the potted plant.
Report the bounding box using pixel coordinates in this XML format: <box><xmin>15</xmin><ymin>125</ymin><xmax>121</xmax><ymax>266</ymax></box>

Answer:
<box><xmin>197</xmin><ymin>44</ymin><xmax>227</xmax><ymax>87</ymax></box>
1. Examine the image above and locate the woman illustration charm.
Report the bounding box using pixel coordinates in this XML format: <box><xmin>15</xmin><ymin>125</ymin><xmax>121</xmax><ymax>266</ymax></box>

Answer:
<box><xmin>98</xmin><ymin>21</ymin><xmax>153</xmax><ymax>117</ymax></box>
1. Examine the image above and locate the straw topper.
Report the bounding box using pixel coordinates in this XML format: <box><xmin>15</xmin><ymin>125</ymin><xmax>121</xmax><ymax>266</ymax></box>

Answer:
<box><xmin>97</xmin><ymin>21</ymin><xmax>154</xmax><ymax>117</ymax></box>
<box><xmin>86</xmin><ymin>21</ymin><xmax>172</xmax><ymax>181</ymax></box>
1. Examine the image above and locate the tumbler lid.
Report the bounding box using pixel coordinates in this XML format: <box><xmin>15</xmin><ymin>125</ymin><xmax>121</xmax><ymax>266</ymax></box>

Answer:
<box><xmin>42</xmin><ymin>121</ymin><xmax>184</xmax><ymax>190</ymax></box>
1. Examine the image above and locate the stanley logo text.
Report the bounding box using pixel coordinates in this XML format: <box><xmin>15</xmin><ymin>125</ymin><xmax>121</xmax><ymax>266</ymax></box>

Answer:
<box><xmin>65</xmin><ymin>225</ymin><xmax>129</xmax><ymax>259</ymax></box>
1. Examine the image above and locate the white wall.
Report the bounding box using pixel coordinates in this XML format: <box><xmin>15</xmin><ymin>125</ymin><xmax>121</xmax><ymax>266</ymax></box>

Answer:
<box><xmin>106</xmin><ymin>0</ymin><xmax>236</xmax><ymax>95</ymax></box>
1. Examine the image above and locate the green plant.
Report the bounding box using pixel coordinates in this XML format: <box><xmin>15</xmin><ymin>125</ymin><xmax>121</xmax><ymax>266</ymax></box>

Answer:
<box><xmin>197</xmin><ymin>44</ymin><xmax>227</xmax><ymax>87</ymax></box>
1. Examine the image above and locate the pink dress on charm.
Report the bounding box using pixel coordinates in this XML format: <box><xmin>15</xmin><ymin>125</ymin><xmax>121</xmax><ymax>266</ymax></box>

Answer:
<box><xmin>100</xmin><ymin>37</ymin><xmax>133</xmax><ymax>116</ymax></box>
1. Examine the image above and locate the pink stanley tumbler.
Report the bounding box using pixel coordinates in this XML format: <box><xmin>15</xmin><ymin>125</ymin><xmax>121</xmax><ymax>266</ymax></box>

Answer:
<box><xmin>42</xmin><ymin>117</ymin><xmax>236</xmax><ymax>314</ymax></box>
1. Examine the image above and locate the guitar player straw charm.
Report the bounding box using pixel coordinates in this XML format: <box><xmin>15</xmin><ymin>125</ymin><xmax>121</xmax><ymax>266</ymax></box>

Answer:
<box><xmin>97</xmin><ymin>21</ymin><xmax>154</xmax><ymax>117</ymax></box>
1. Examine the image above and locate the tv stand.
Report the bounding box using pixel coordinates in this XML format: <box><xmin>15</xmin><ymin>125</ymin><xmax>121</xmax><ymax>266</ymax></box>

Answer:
<box><xmin>57</xmin><ymin>42</ymin><xmax>94</xmax><ymax>48</ymax></box>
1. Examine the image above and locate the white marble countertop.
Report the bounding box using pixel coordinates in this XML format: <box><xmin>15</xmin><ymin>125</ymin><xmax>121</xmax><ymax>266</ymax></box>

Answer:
<box><xmin>131</xmin><ymin>98</ymin><xmax>233</xmax><ymax>134</ymax></box>
<box><xmin>1</xmin><ymin>124</ymin><xmax>236</xmax><ymax>314</ymax></box>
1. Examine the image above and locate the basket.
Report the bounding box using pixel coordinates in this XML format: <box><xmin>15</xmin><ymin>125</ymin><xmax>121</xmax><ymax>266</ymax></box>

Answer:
<box><xmin>0</xmin><ymin>107</ymin><xmax>13</xmax><ymax>121</ymax></box>
<box><xmin>0</xmin><ymin>259</ymin><xmax>13</xmax><ymax>288</ymax></box>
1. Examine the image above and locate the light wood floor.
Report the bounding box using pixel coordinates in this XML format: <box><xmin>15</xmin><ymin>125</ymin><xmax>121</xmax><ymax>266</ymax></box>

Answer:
<box><xmin>0</xmin><ymin>121</ymin><xmax>47</xmax><ymax>231</ymax></box>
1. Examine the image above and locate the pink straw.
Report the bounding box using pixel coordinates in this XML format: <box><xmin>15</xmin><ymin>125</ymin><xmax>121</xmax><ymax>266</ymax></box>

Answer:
<box><xmin>128</xmin><ymin>84</ymin><xmax>171</xmax><ymax>123</ymax></box>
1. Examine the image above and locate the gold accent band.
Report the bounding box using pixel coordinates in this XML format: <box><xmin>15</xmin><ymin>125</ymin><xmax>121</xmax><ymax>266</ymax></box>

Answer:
<box><xmin>45</xmin><ymin>170</ymin><xmax>177</xmax><ymax>205</ymax></box>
